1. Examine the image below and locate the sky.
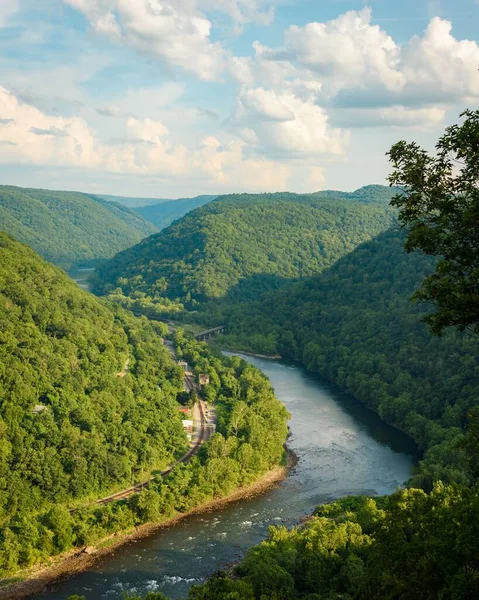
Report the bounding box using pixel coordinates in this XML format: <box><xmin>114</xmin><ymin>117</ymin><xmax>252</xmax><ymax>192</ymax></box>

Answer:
<box><xmin>0</xmin><ymin>0</ymin><xmax>478</xmax><ymax>198</ymax></box>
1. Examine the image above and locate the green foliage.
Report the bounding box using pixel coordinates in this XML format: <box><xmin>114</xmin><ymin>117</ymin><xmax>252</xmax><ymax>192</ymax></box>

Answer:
<box><xmin>188</xmin><ymin>484</ymin><xmax>479</xmax><ymax>600</ymax></box>
<box><xmin>0</xmin><ymin>185</ymin><xmax>156</xmax><ymax>268</ymax></box>
<box><xmin>136</xmin><ymin>196</ymin><xmax>217</xmax><ymax>229</ymax></box>
<box><xmin>0</xmin><ymin>235</ymin><xmax>288</xmax><ymax>578</ymax></box>
<box><xmin>94</xmin><ymin>187</ymin><xmax>396</xmax><ymax>313</ymax></box>
<box><xmin>388</xmin><ymin>109</ymin><xmax>479</xmax><ymax>335</ymax></box>
<box><xmin>220</xmin><ymin>230</ymin><xmax>479</xmax><ymax>489</ymax></box>
<box><xmin>0</xmin><ymin>233</ymin><xmax>185</xmax><ymax>574</ymax></box>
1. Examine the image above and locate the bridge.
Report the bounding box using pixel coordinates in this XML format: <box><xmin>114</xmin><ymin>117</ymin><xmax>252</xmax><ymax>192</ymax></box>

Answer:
<box><xmin>194</xmin><ymin>325</ymin><xmax>226</xmax><ymax>341</ymax></box>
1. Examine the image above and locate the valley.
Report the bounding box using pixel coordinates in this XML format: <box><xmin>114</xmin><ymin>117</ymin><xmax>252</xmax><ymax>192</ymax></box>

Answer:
<box><xmin>1</xmin><ymin>164</ymin><xmax>478</xmax><ymax>600</ymax></box>
<box><xmin>32</xmin><ymin>354</ymin><xmax>417</xmax><ymax>600</ymax></box>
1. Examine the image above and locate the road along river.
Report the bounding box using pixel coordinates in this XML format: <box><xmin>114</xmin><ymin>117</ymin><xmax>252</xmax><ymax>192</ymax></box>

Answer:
<box><xmin>35</xmin><ymin>353</ymin><xmax>418</xmax><ymax>600</ymax></box>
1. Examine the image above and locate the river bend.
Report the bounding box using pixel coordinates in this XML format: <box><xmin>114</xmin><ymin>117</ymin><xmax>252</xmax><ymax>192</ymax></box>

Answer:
<box><xmin>36</xmin><ymin>353</ymin><xmax>417</xmax><ymax>600</ymax></box>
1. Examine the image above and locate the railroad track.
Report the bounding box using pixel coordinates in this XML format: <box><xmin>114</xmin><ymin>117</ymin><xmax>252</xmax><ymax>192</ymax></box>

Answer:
<box><xmin>97</xmin><ymin>399</ymin><xmax>207</xmax><ymax>505</ymax></box>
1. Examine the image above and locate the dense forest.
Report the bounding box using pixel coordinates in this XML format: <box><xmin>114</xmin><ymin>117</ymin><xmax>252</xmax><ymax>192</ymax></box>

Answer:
<box><xmin>0</xmin><ymin>233</ymin><xmax>288</xmax><ymax>577</ymax></box>
<box><xmin>94</xmin><ymin>186</ymin><xmax>396</xmax><ymax>315</ymax></box>
<box><xmin>0</xmin><ymin>185</ymin><xmax>156</xmax><ymax>268</ymax></box>
<box><xmin>66</xmin><ymin>236</ymin><xmax>479</xmax><ymax>600</ymax></box>
<box><xmin>215</xmin><ymin>230</ymin><xmax>479</xmax><ymax>489</ymax></box>
<box><xmin>136</xmin><ymin>195</ymin><xmax>217</xmax><ymax>230</ymax></box>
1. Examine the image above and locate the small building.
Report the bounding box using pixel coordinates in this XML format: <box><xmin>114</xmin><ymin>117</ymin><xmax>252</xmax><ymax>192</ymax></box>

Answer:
<box><xmin>179</xmin><ymin>407</ymin><xmax>190</xmax><ymax>415</ymax></box>
<box><xmin>199</xmin><ymin>374</ymin><xmax>210</xmax><ymax>386</ymax></box>
<box><xmin>178</xmin><ymin>360</ymin><xmax>188</xmax><ymax>369</ymax></box>
<box><xmin>32</xmin><ymin>404</ymin><xmax>47</xmax><ymax>415</ymax></box>
<box><xmin>182</xmin><ymin>419</ymin><xmax>194</xmax><ymax>432</ymax></box>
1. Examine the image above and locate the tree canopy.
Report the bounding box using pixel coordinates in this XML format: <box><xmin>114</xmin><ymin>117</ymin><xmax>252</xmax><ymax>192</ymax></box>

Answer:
<box><xmin>388</xmin><ymin>109</ymin><xmax>479</xmax><ymax>335</ymax></box>
<box><xmin>215</xmin><ymin>229</ymin><xmax>479</xmax><ymax>490</ymax></box>
<box><xmin>94</xmin><ymin>186</ymin><xmax>396</xmax><ymax>315</ymax></box>
<box><xmin>0</xmin><ymin>185</ymin><xmax>157</xmax><ymax>268</ymax></box>
<box><xmin>0</xmin><ymin>233</ymin><xmax>288</xmax><ymax>578</ymax></box>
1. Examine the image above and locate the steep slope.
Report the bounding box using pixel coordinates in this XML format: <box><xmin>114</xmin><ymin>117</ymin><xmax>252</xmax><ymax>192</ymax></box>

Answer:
<box><xmin>136</xmin><ymin>195</ymin><xmax>217</xmax><ymax>229</ymax></box>
<box><xmin>0</xmin><ymin>234</ymin><xmax>289</xmax><ymax>579</ymax></box>
<box><xmin>0</xmin><ymin>232</ymin><xmax>185</xmax><ymax>513</ymax></box>
<box><xmin>221</xmin><ymin>229</ymin><xmax>479</xmax><ymax>488</ymax></box>
<box><xmin>95</xmin><ymin>186</ymin><xmax>395</xmax><ymax>313</ymax></box>
<box><xmin>0</xmin><ymin>185</ymin><xmax>157</xmax><ymax>268</ymax></box>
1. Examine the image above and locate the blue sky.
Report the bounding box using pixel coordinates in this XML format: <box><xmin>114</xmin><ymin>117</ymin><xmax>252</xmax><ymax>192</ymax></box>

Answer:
<box><xmin>0</xmin><ymin>0</ymin><xmax>477</xmax><ymax>197</ymax></box>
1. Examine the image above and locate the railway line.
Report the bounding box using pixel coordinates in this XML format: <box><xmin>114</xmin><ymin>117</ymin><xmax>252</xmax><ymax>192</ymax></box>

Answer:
<box><xmin>97</xmin><ymin>398</ymin><xmax>207</xmax><ymax>505</ymax></box>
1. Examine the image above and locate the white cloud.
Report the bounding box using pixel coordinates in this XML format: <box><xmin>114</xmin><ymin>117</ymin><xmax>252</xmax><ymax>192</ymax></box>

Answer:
<box><xmin>332</xmin><ymin>106</ymin><xmax>447</xmax><ymax>128</ymax></box>
<box><xmin>195</xmin><ymin>135</ymin><xmax>290</xmax><ymax>190</ymax></box>
<box><xmin>231</xmin><ymin>87</ymin><xmax>347</xmax><ymax>157</ymax></box>
<box><xmin>127</xmin><ymin>117</ymin><xmax>169</xmax><ymax>141</ymax></box>
<box><xmin>239</xmin><ymin>9</ymin><xmax>479</xmax><ymax>129</ymax></box>
<box><xmin>0</xmin><ymin>86</ymin><xmax>291</xmax><ymax>192</ymax></box>
<box><xmin>63</xmin><ymin>0</ymin><xmax>228</xmax><ymax>81</ymax></box>
<box><xmin>200</xmin><ymin>0</ymin><xmax>275</xmax><ymax>29</ymax></box>
<box><xmin>307</xmin><ymin>166</ymin><xmax>325</xmax><ymax>190</ymax></box>
<box><xmin>283</xmin><ymin>8</ymin><xmax>404</xmax><ymax>93</ymax></box>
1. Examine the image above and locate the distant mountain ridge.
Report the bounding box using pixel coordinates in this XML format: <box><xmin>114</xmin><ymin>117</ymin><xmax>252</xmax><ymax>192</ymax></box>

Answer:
<box><xmin>100</xmin><ymin>193</ymin><xmax>217</xmax><ymax>211</ymax></box>
<box><xmin>95</xmin><ymin>185</ymin><xmax>396</xmax><ymax>315</ymax></box>
<box><xmin>0</xmin><ymin>185</ymin><xmax>157</xmax><ymax>268</ymax></box>
<box><xmin>135</xmin><ymin>195</ymin><xmax>217</xmax><ymax>229</ymax></box>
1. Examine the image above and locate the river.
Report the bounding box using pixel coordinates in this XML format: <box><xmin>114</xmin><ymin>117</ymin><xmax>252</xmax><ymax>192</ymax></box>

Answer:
<box><xmin>35</xmin><ymin>353</ymin><xmax>418</xmax><ymax>600</ymax></box>
<box><xmin>66</xmin><ymin>267</ymin><xmax>95</xmax><ymax>293</ymax></box>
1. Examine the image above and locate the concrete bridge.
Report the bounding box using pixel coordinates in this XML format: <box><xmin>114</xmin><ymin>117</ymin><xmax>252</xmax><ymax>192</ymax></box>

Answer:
<box><xmin>194</xmin><ymin>325</ymin><xmax>226</xmax><ymax>341</ymax></box>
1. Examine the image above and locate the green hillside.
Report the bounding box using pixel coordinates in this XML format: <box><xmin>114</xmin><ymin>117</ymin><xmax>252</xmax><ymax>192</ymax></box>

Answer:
<box><xmin>220</xmin><ymin>229</ymin><xmax>479</xmax><ymax>489</ymax></box>
<box><xmin>136</xmin><ymin>195</ymin><xmax>217</xmax><ymax>229</ymax></box>
<box><xmin>0</xmin><ymin>233</ymin><xmax>288</xmax><ymax>578</ymax></box>
<box><xmin>0</xmin><ymin>232</ymin><xmax>186</xmax><ymax>509</ymax></box>
<box><xmin>0</xmin><ymin>185</ymin><xmax>157</xmax><ymax>268</ymax></box>
<box><xmin>94</xmin><ymin>186</ymin><xmax>396</xmax><ymax>315</ymax></box>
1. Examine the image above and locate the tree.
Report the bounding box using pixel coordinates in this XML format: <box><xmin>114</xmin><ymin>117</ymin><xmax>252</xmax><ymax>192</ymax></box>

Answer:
<box><xmin>388</xmin><ymin>109</ymin><xmax>479</xmax><ymax>335</ymax></box>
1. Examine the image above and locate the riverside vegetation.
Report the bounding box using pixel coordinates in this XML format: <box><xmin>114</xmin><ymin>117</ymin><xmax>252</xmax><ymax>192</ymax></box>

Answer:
<box><xmin>69</xmin><ymin>112</ymin><xmax>479</xmax><ymax>599</ymax></box>
<box><xmin>0</xmin><ymin>233</ymin><xmax>288</xmax><ymax>579</ymax></box>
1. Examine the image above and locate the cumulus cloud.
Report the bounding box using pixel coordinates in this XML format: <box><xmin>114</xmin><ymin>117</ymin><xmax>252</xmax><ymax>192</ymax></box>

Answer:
<box><xmin>282</xmin><ymin>8</ymin><xmax>404</xmax><ymax>93</ymax></box>
<box><xmin>0</xmin><ymin>86</ymin><xmax>290</xmax><ymax>192</ymax></box>
<box><xmin>236</xmin><ymin>9</ymin><xmax>479</xmax><ymax>130</ymax></box>
<box><xmin>63</xmin><ymin>0</ymin><xmax>226</xmax><ymax>80</ymax></box>
<box><xmin>96</xmin><ymin>105</ymin><xmax>133</xmax><ymax>118</ymax></box>
<box><xmin>194</xmin><ymin>135</ymin><xmax>290</xmax><ymax>190</ymax></box>
<box><xmin>30</xmin><ymin>126</ymin><xmax>69</xmax><ymax>137</ymax></box>
<box><xmin>231</xmin><ymin>87</ymin><xmax>347</xmax><ymax>157</ymax></box>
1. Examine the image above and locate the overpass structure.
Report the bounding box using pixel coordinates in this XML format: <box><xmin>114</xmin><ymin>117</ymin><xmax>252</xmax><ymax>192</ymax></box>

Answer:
<box><xmin>194</xmin><ymin>325</ymin><xmax>226</xmax><ymax>341</ymax></box>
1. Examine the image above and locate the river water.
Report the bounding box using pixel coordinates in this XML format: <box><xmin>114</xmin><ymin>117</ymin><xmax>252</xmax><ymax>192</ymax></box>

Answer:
<box><xmin>66</xmin><ymin>267</ymin><xmax>95</xmax><ymax>293</ymax></box>
<box><xmin>36</xmin><ymin>354</ymin><xmax>418</xmax><ymax>600</ymax></box>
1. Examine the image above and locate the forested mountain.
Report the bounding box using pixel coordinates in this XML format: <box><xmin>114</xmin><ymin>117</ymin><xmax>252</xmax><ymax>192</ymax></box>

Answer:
<box><xmin>94</xmin><ymin>186</ymin><xmax>396</xmax><ymax>315</ymax></box>
<box><xmin>0</xmin><ymin>233</ymin><xmax>288</xmax><ymax>578</ymax></box>
<box><xmin>0</xmin><ymin>185</ymin><xmax>157</xmax><ymax>268</ymax></box>
<box><xmin>219</xmin><ymin>229</ymin><xmax>479</xmax><ymax>489</ymax></box>
<box><xmin>0</xmin><ymin>233</ymin><xmax>184</xmax><ymax>570</ymax></box>
<box><xmin>136</xmin><ymin>195</ymin><xmax>217</xmax><ymax>229</ymax></box>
